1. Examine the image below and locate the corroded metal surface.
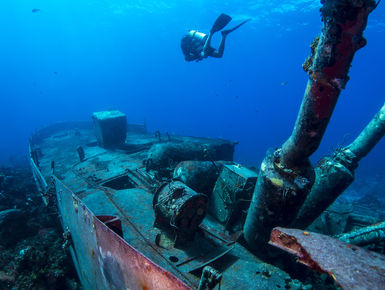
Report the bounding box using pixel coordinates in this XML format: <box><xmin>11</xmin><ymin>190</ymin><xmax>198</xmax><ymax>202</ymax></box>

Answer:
<box><xmin>55</xmin><ymin>177</ymin><xmax>190</xmax><ymax>290</ymax></box>
<box><xmin>209</xmin><ymin>164</ymin><xmax>257</xmax><ymax>229</ymax></box>
<box><xmin>269</xmin><ymin>227</ymin><xmax>385</xmax><ymax>290</ymax></box>
<box><xmin>153</xmin><ymin>180</ymin><xmax>208</xmax><ymax>244</ymax></box>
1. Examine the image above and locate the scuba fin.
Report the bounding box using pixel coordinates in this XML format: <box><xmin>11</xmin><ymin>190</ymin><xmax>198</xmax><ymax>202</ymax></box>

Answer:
<box><xmin>210</xmin><ymin>13</ymin><xmax>232</xmax><ymax>33</ymax></box>
<box><xmin>221</xmin><ymin>19</ymin><xmax>251</xmax><ymax>36</ymax></box>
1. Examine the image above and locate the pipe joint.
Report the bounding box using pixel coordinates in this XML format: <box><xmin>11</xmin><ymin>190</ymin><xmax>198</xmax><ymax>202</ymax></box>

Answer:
<box><xmin>243</xmin><ymin>149</ymin><xmax>314</xmax><ymax>249</ymax></box>
<box><xmin>333</xmin><ymin>147</ymin><xmax>359</xmax><ymax>170</ymax></box>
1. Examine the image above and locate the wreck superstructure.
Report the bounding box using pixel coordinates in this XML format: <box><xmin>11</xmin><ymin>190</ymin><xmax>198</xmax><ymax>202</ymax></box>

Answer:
<box><xmin>29</xmin><ymin>114</ymin><xmax>307</xmax><ymax>289</ymax></box>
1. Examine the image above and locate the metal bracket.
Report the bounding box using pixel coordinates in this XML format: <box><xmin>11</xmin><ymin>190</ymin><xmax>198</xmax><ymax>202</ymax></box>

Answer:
<box><xmin>198</xmin><ymin>266</ymin><xmax>222</xmax><ymax>290</ymax></box>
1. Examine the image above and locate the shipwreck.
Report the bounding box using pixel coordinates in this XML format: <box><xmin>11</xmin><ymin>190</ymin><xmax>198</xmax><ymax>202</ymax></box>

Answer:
<box><xmin>29</xmin><ymin>0</ymin><xmax>385</xmax><ymax>289</ymax></box>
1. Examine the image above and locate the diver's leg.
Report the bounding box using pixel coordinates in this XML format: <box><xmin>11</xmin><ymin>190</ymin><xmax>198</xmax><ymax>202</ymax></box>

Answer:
<box><xmin>210</xmin><ymin>19</ymin><xmax>250</xmax><ymax>58</ymax></box>
<box><xmin>222</xmin><ymin>19</ymin><xmax>251</xmax><ymax>35</ymax></box>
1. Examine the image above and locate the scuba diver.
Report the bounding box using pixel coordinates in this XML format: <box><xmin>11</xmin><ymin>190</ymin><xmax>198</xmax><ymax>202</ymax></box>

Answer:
<box><xmin>181</xmin><ymin>14</ymin><xmax>250</xmax><ymax>62</ymax></box>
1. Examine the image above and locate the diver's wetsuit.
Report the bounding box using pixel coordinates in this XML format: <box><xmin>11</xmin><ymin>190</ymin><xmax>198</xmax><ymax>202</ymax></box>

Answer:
<box><xmin>182</xmin><ymin>31</ymin><xmax>224</xmax><ymax>62</ymax></box>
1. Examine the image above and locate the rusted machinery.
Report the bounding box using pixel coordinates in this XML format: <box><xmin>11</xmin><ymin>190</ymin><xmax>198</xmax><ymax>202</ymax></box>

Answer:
<box><xmin>153</xmin><ymin>180</ymin><xmax>208</xmax><ymax>245</ymax></box>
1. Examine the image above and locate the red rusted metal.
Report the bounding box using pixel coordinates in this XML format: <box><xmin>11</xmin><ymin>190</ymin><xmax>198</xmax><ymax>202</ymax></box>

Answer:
<box><xmin>281</xmin><ymin>0</ymin><xmax>375</xmax><ymax>167</ymax></box>
<box><xmin>94</xmin><ymin>213</ymin><xmax>191</xmax><ymax>290</ymax></box>
<box><xmin>55</xmin><ymin>177</ymin><xmax>190</xmax><ymax>290</ymax></box>
<box><xmin>269</xmin><ymin>227</ymin><xmax>385</xmax><ymax>290</ymax></box>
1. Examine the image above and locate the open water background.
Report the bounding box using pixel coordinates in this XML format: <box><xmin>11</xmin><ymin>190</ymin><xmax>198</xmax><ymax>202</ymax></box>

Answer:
<box><xmin>1</xmin><ymin>0</ymin><xmax>384</xmax><ymax>183</ymax></box>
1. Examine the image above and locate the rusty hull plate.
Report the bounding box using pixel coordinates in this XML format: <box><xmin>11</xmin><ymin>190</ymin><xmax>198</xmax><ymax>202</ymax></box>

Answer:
<box><xmin>55</xmin><ymin>177</ymin><xmax>190</xmax><ymax>290</ymax></box>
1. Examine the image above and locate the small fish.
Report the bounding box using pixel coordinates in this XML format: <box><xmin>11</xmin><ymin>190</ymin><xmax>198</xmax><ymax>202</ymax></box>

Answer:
<box><xmin>32</xmin><ymin>8</ymin><xmax>41</xmax><ymax>13</ymax></box>
<box><xmin>280</xmin><ymin>81</ymin><xmax>288</xmax><ymax>86</ymax></box>
<box><xmin>330</xmin><ymin>270</ymin><xmax>337</xmax><ymax>281</ymax></box>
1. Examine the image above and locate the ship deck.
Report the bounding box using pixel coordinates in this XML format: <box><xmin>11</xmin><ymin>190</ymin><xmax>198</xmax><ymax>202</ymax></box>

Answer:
<box><xmin>30</xmin><ymin>122</ymin><xmax>302</xmax><ymax>289</ymax></box>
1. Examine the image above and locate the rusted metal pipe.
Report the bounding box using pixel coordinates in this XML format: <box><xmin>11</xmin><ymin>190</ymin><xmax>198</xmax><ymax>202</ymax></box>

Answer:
<box><xmin>281</xmin><ymin>0</ymin><xmax>376</xmax><ymax>167</ymax></box>
<box><xmin>292</xmin><ymin>103</ymin><xmax>385</xmax><ymax>229</ymax></box>
<box><xmin>336</xmin><ymin>221</ymin><xmax>385</xmax><ymax>246</ymax></box>
<box><xmin>244</xmin><ymin>0</ymin><xmax>377</xmax><ymax>250</ymax></box>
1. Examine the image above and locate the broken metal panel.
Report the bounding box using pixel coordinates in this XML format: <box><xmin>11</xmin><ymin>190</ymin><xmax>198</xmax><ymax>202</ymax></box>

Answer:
<box><xmin>54</xmin><ymin>177</ymin><xmax>190</xmax><ymax>290</ymax></box>
<box><xmin>269</xmin><ymin>227</ymin><xmax>385</xmax><ymax>290</ymax></box>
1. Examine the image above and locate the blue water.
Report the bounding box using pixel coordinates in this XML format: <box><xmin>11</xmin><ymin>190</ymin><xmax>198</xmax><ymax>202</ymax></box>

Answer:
<box><xmin>1</xmin><ymin>0</ymin><xmax>384</xmax><ymax>180</ymax></box>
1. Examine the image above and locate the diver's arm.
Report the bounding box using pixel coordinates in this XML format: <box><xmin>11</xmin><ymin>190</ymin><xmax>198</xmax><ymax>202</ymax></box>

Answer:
<box><xmin>210</xmin><ymin>34</ymin><xmax>227</xmax><ymax>58</ymax></box>
<box><xmin>201</xmin><ymin>32</ymin><xmax>214</xmax><ymax>58</ymax></box>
